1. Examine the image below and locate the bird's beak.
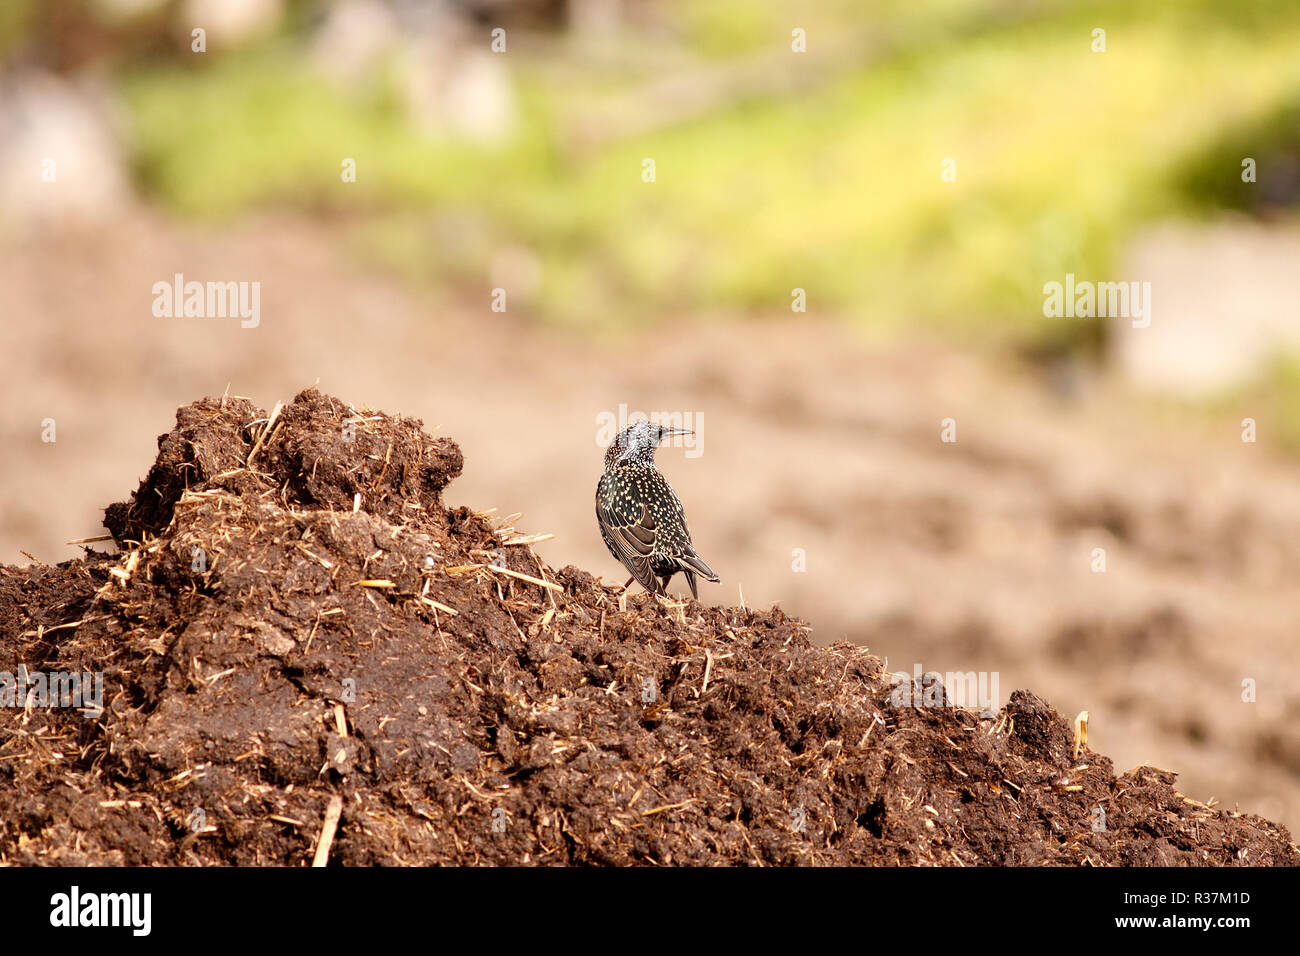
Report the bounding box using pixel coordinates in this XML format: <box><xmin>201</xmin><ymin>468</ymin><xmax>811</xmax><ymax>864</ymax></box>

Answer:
<box><xmin>659</xmin><ymin>427</ymin><xmax>693</xmax><ymax>438</ymax></box>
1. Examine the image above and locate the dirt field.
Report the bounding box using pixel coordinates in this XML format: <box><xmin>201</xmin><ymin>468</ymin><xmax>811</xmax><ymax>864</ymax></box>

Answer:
<box><xmin>2</xmin><ymin>212</ymin><xmax>1299</xmax><ymax>840</ymax></box>
<box><xmin>1</xmin><ymin>389</ymin><xmax>1293</xmax><ymax>865</ymax></box>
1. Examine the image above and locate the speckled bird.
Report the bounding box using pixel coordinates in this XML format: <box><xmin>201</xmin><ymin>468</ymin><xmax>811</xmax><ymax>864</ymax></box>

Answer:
<box><xmin>596</xmin><ymin>420</ymin><xmax>719</xmax><ymax>598</ymax></box>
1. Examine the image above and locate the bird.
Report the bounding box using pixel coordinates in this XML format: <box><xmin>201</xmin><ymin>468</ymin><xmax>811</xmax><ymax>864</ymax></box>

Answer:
<box><xmin>596</xmin><ymin>420</ymin><xmax>720</xmax><ymax>598</ymax></box>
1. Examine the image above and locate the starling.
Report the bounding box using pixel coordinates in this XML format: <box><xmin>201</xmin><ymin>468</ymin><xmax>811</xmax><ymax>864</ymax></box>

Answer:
<box><xmin>596</xmin><ymin>420</ymin><xmax>720</xmax><ymax>598</ymax></box>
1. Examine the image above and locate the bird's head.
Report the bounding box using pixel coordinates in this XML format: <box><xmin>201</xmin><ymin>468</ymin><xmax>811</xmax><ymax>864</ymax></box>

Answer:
<box><xmin>604</xmin><ymin>420</ymin><xmax>692</xmax><ymax>469</ymax></box>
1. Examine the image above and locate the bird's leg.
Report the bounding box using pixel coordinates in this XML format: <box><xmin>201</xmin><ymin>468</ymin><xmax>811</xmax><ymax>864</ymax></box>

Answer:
<box><xmin>613</xmin><ymin>576</ymin><xmax>638</xmax><ymax>612</ymax></box>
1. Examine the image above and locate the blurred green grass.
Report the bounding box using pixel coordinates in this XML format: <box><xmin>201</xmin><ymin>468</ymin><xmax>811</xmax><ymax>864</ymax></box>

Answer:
<box><xmin>119</xmin><ymin>0</ymin><xmax>1300</xmax><ymax>340</ymax></box>
<box><xmin>0</xmin><ymin>0</ymin><xmax>36</xmax><ymax>60</ymax></box>
<box><xmin>1266</xmin><ymin>356</ymin><xmax>1300</xmax><ymax>451</ymax></box>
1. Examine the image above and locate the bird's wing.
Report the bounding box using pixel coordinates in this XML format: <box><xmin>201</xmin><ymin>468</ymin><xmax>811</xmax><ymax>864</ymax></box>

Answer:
<box><xmin>596</xmin><ymin>499</ymin><xmax>660</xmax><ymax>592</ymax></box>
<box><xmin>668</xmin><ymin>493</ymin><xmax>719</xmax><ymax>584</ymax></box>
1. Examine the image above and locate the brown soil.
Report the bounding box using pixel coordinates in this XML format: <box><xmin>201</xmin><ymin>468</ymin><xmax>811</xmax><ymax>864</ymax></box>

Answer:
<box><xmin>0</xmin><ymin>389</ymin><xmax>1294</xmax><ymax>865</ymax></box>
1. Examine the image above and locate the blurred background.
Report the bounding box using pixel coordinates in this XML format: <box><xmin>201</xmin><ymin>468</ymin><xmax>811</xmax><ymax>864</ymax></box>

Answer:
<box><xmin>3</xmin><ymin>0</ymin><xmax>1300</xmax><ymax>833</ymax></box>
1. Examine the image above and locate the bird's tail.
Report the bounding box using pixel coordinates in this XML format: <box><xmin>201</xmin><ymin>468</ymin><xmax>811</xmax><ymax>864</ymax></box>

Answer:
<box><xmin>680</xmin><ymin>551</ymin><xmax>720</xmax><ymax>584</ymax></box>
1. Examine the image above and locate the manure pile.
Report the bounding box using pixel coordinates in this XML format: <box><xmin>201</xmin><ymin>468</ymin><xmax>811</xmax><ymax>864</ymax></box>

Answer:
<box><xmin>0</xmin><ymin>389</ymin><xmax>1294</xmax><ymax>866</ymax></box>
